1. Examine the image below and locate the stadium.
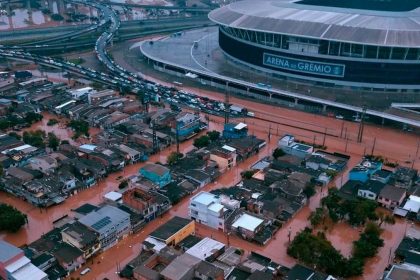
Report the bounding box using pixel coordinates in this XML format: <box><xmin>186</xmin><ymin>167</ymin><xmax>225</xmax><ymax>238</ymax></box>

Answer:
<box><xmin>208</xmin><ymin>0</ymin><xmax>420</xmax><ymax>91</ymax></box>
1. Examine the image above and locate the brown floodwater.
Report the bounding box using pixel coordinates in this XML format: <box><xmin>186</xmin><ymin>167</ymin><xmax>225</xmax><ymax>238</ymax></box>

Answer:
<box><xmin>0</xmin><ymin>101</ymin><xmax>417</xmax><ymax>279</ymax></box>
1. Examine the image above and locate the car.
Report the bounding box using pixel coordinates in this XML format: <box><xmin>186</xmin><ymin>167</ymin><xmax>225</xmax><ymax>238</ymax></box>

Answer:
<box><xmin>80</xmin><ymin>268</ymin><xmax>91</xmax><ymax>275</ymax></box>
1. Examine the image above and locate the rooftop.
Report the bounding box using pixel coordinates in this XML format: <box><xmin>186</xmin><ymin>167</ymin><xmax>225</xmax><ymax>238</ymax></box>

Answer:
<box><xmin>78</xmin><ymin>205</ymin><xmax>130</xmax><ymax>234</ymax></box>
<box><xmin>191</xmin><ymin>191</ymin><xmax>218</xmax><ymax>206</ymax></box>
<box><xmin>209</xmin><ymin>0</ymin><xmax>420</xmax><ymax>47</ymax></box>
<box><xmin>73</xmin><ymin>203</ymin><xmax>98</xmax><ymax>215</ymax></box>
<box><xmin>61</xmin><ymin>222</ymin><xmax>98</xmax><ymax>247</ymax></box>
<box><xmin>141</xmin><ymin>163</ymin><xmax>170</xmax><ymax>176</ymax></box>
<box><xmin>186</xmin><ymin>237</ymin><xmax>225</xmax><ymax>260</ymax></box>
<box><xmin>160</xmin><ymin>253</ymin><xmax>201</xmax><ymax>280</ymax></box>
<box><xmin>0</xmin><ymin>240</ymin><xmax>22</xmax><ymax>263</ymax></box>
<box><xmin>149</xmin><ymin>216</ymin><xmax>193</xmax><ymax>242</ymax></box>
<box><xmin>379</xmin><ymin>184</ymin><xmax>406</xmax><ymax>201</ymax></box>
<box><xmin>231</xmin><ymin>213</ymin><xmax>264</xmax><ymax>232</ymax></box>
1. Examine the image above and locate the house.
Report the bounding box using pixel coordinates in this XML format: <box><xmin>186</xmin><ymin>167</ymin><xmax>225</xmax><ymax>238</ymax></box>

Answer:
<box><xmin>305</xmin><ymin>154</ymin><xmax>331</xmax><ymax>170</ymax></box>
<box><xmin>210</xmin><ymin>145</ymin><xmax>237</xmax><ymax>171</ymax></box>
<box><xmin>160</xmin><ymin>253</ymin><xmax>201</xmax><ymax>280</ymax></box>
<box><xmin>173</xmin><ymin>112</ymin><xmax>201</xmax><ymax>141</ymax></box>
<box><xmin>0</xmin><ymin>240</ymin><xmax>48</xmax><ymax>280</ymax></box>
<box><xmin>285</xmin><ymin>264</ymin><xmax>333</xmax><ymax>280</ymax></box>
<box><xmin>61</xmin><ymin>222</ymin><xmax>101</xmax><ymax>260</ymax></box>
<box><xmin>88</xmin><ymin>89</ymin><xmax>117</xmax><ymax>105</ymax></box>
<box><xmin>132</xmin><ymin>247</ymin><xmax>180</xmax><ymax>280</ymax></box>
<box><xmin>338</xmin><ymin>180</ymin><xmax>362</xmax><ymax>200</ymax></box>
<box><xmin>99</xmin><ymin>111</ymin><xmax>130</xmax><ymax>129</ymax></box>
<box><xmin>0</xmin><ymin>134</ymin><xmax>24</xmax><ymax>152</ymax></box>
<box><xmin>357</xmin><ymin>180</ymin><xmax>386</xmax><ymax>200</ymax></box>
<box><xmin>377</xmin><ymin>185</ymin><xmax>407</xmax><ymax>210</ymax></box>
<box><xmin>150</xmin><ymin>109</ymin><xmax>177</xmax><ymax>129</ymax></box>
<box><xmin>230</xmin><ymin>213</ymin><xmax>265</xmax><ymax>240</ymax></box>
<box><xmin>148</xmin><ymin>216</ymin><xmax>195</xmax><ymax>246</ymax></box>
<box><xmin>116</xmin><ymin>144</ymin><xmax>146</xmax><ymax>163</ymax></box>
<box><xmin>185</xmin><ymin>170</ymin><xmax>212</xmax><ymax>188</ymax></box>
<box><xmin>384</xmin><ymin>264</ymin><xmax>420</xmax><ymax>280</ymax></box>
<box><xmin>140</xmin><ymin>163</ymin><xmax>171</xmax><ymax>188</ymax></box>
<box><xmin>6</xmin><ymin>166</ymin><xmax>34</xmax><ymax>183</ymax></box>
<box><xmin>402</xmin><ymin>195</ymin><xmax>420</xmax><ymax>221</ymax></box>
<box><xmin>31</xmin><ymin>253</ymin><xmax>56</xmax><ymax>272</ymax></box>
<box><xmin>392</xmin><ymin>167</ymin><xmax>417</xmax><ymax>189</ymax></box>
<box><xmin>79</xmin><ymin>205</ymin><xmax>131</xmax><ymax>250</ymax></box>
<box><xmin>104</xmin><ymin>191</ymin><xmax>123</xmax><ymax>205</ymax></box>
<box><xmin>189</xmin><ymin>192</ymin><xmax>239</xmax><ymax>232</ymax></box>
<box><xmin>194</xmin><ymin>261</ymin><xmax>224</xmax><ymax>280</ymax></box>
<box><xmin>186</xmin><ymin>238</ymin><xmax>225</xmax><ymax>262</ymax></box>
<box><xmin>52</xmin><ymin>243</ymin><xmax>84</xmax><ymax>273</ymax></box>
<box><xmin>371</xmin><ymin>169</ymin><xmax>393</xmax><ymax>184</ymax></box>
<box><xmin>349</xmin><ymin>159</ymin><xmax>382</xmax><ymax>183</ymax></box>
<box><xmin>21</xmin><ymin>176</ymin><xmax>66</xmax><ymax>207</ymax></box>
<box><xmin>72</xmin><ymin>203</ymin><xmax>99</xmax><ymax>219</ymax></box>
<box><xmin>122</xmin><ymin>187</ymin><xmax>171</xmax><ymax>222</ymax></box>
<box><xmin>395</xmin><ymin>236</ymin><xmax>420</xmax><ymax>268</ymax></box>
<box><xmin>228</xmin><ymin>136</ymin><xmax>266</xmax><ymax>161</ymax></box>
<box><xmin>27</xmin><ymin>155</ymin><xmax>58</xmax><ymax>175</ymax></box>
<box><xmin>278</xmin><ymin>135</ymin><xmax>313</xmax><ymax>159</ymax></box>
<box><xmin>223</xmin><ymin>123</ymin><xmax>248</xmax><ymax>139</ymax></box>
<box><xmin>69</xmin><ymin>87</ymin><xmax>95</xmax><ymax>100</ymax></box>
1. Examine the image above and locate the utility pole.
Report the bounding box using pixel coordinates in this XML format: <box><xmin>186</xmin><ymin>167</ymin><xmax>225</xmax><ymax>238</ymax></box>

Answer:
<box><xmin>176</xmin><ymin>124</ymin><xmax>180</xmax><ymax>155</ymax></box>
<box><xmin>151</xmin><ymin>121</ymin><xmax>158</xmax><ymax>154</ymax></box>
<box><xmin>357</xmin><ymin>107</ymin><xmax>367</xmax><ymax>143</ymax></box>
<box><xmin>371</xmin><ymin>137</ymin><xmax>377</xmax><ymax>155</ymax></box>
<box><xmin>224</xmin><ymin>82</ymin><xmax>229</xmax><ymax>124</ymax></box>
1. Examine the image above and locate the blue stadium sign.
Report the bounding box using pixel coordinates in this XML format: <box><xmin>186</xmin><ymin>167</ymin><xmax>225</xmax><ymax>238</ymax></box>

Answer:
<box><xmin>263</xmin><ymin>53</ymin><xmax>345</xmax><ymax>77</ymax></box>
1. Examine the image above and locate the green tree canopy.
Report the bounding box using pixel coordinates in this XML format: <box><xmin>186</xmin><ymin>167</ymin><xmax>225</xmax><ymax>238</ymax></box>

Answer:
<box><xmin>47</xmin><ymin>132</ymin><xmax>60</xmax><ymax>151</ymax></box>
<box><xmin>193</xmin><ymin>135</ymin><xmax>210</xmax><ymax>148</ymax></box>
<box><xmin>0</xmin><ymin>204</ymin><xmax>27</xmax><ymax>232</ymax></box>
<box><xmin>272</xmin><ymin>148</ymin><xmax>285</xmax><ymax>159</ymax></box>
<box><xmin>207</xmin><ymin>130</ymin><xmax>220</xmax><ymax>141</ymax></box>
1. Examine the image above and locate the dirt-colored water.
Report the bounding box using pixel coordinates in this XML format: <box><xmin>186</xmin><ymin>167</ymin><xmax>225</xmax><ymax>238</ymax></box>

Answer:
<box><xmin>0</xmin><ymin>95</ymin><xmax>417</xmax><ymax>279</ymax></box>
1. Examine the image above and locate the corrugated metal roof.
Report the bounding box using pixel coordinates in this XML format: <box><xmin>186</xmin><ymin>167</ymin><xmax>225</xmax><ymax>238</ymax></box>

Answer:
<box><xmin>209</xmin><ymin>0</ymin><xmax>420</xmax><ymax>47</ymax></box>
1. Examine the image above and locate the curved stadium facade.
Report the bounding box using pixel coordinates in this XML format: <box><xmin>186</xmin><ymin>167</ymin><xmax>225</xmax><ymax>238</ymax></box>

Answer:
<box><xmin>209</xmin><ymin>0</ymin><xmax>420</xmax><ymax>91</ymax></box>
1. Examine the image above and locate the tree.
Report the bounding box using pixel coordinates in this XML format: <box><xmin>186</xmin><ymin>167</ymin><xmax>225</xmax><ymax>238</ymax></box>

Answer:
<box><xmin>193</xmin><ymin>135</ymin><xmax>210</xmax><ymax>148</ymax></box>
<box><xmin>24</xmin><ymin>112</ymin><xmax>43</xmax><ymax>124</ymax></box>
<box><xmin>207</xmin><ymin>130</ymin><xmax>220</xmax><ymax>141</ymax></box>
<box><xmin>68</xmin><ymin>120</ymin><xmax>89</xmax><ymax>138</ymax></box>
<box><xmin>241</xmin><ymin>170</ymin><xmax>256</xmax><ymax>179</ymax></box>
<box><xmin>310</xmin><ymin>207</ymin><xmax>325</xmax><ymax>227</ymax></box>
<box><xmin>287</xmin><ymin>228</ymin><xmax>347</xmax><ymax>277</ymax></box>
<box><xmin>8</xmin><ymin>132</ymin><xmax>21</xmax><ymax>140</ymax></box>
<box><xmin>118</xmin><ymin>180</ymin><xmax>128</xmax><ymax>189</ymax></box>
<box><xmin>47</xmin><ymin>132</ymin><xmax>60</xmax><ymax>151</ymax></box>
<box><xmin>377</xmin><ymin>212</ymin><xmax>396</xmax><ymax>227</ymax></box>
<box><xmin>272</xmin><ymin>148</ymin><xmax>285</xmax><ymax>159</ymax></box>
<box><xmin>47</xmin><ymin>119</ymin><xmax>59</xmax><ymax>126</ymax></box>
<box><xmin>344</xmin><ymin>257</ymin><xmax>364</xmax><ymax>277</ymax></box>
<box><xmin>0</xmin><ymin>204</ymin><xmax>27</xmax><ymax>232</ymax></box>
<box><xmin>23</xmin><ymin>130</ymin><xmax>45</xmax><ymax>148</ymax></box>
<box><xmin>0</xmin><ymin>163</ymin><xmax>3</xmax><ymax>177</ymax></box>
<box><xmin>353</xmin><ymin>222</ymin><xmax>384</xmax><ymax>259</ymax></box>
<box><xmin>303</xmin><ymin>182</ymin><xmax>316</xmax><ymax>198</ymax></box>
<box><xmin>167</xmin><ymin>152</ymin><xmax>183</xmax><ymax>166</ymax></box>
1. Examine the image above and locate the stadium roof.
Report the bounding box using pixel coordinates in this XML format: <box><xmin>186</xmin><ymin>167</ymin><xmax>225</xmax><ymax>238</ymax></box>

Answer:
<box><xmin>209</xmin><ymin>0</ymin><xmax>420</xmax><ymax>47</ymax></box>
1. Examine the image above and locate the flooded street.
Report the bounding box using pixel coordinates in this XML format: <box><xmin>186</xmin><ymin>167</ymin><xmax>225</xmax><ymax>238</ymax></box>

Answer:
<box><xmin>0</xmin><ymin>69</ymin><xmax>418</xmax><ymax>279</ymax></box>
<box><xmin>1</xmin><ymin>106</ymin><xmax>411</xmax><ymax>280</ymax></box>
